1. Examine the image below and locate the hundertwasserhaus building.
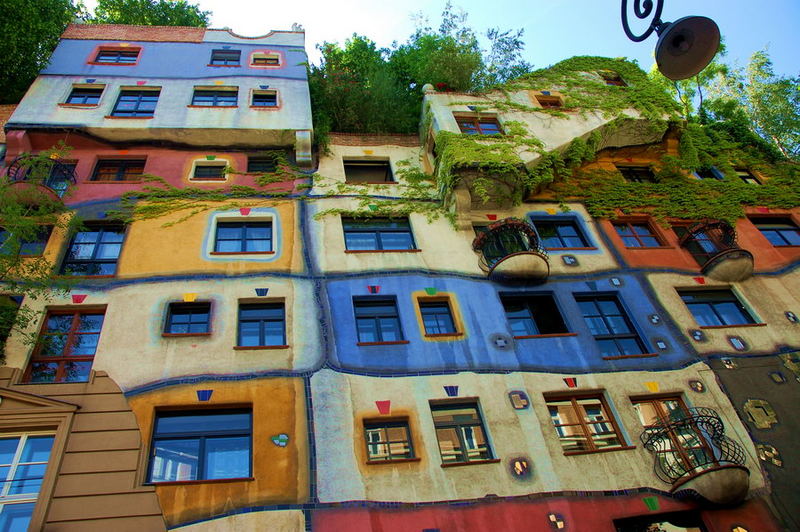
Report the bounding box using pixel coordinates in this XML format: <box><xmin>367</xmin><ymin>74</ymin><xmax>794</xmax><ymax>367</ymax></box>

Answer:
<box><xmin>0</xmin><ymin>23</ymin><xmax>798</xmax><ymax>532</ymax></box>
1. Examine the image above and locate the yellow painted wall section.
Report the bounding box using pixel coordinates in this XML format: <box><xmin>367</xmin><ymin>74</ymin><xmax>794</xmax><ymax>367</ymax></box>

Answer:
<box><xmin>176</xmin><ymin>510</ymin><xmax>305</xmax><ymax>531</ymax></box>
<box><xmin>118</xmin><ymin>199</ymin><xmax>299</xmax><ymax>277</ymax></box>
<box><xmin>128</xmin><ymin>378</ymin><xmax>308</xmax><ymax>527</ymax></box>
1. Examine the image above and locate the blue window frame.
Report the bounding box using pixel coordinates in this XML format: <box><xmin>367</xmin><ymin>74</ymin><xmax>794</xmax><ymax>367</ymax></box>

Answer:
<box><xmin>165</xmin><ymin>302</ymin><xmax>211</xmax><ymax>335</ymax></box>
<box><xmin>148</xmin><ymin>409</ymin><xmax>251</xmax><ymax>483</ymax></box>
<box><xmin>111</xmin><ymin>90</ymin><xmax>160</xmax><ymax>117</ymax></box>
<box><xmin>575</xmin><ymin>295</ymin><xmax>646</xmax><ymax>357</ymax></box>
<box><xmin>94</xmin><ymin>49</ymin><xmax>139</xmax><ymax>64</ymax></box>
<box><xmin>342</xmin><ymin>218</ymin><xmax>416</xmax><ymax>251</ymax></box>
<box><xmin>678</xmin><ymin>290</ymin><xmax>756</xmax><ymax>327</ymax></box>
<box><xmin>533</xmin><ymin>219</ymin><xmax>590</xmax><ymax>249</ymax></box>
<box><xmin>237</xmin><ymin>303</ymin><xmax>285</xmax><ymax>347</ymax></box>
<box><xmin>419</xmin><ymin>300</ymin><xmax>456</xmax><ymax>335</ymax></box>
<box><xmin>214</xmin><ymin>222</ymin><xmax>272</xmax><ymax>253</ymax></box>
<box><xmin>191</xmin><ymin>90</ymin><xmax>238</xmax><ymax>107</ymax></box>
<box><xmin>65</xmin><ymin>87</ymin><xmax>103</xmax><ymax>105</ymax></box>
<box><xmin>353</xmin><ymin>297</ymin><xmax>404</xmax><ymax>343</ymax></box>
<box><xmin>61</xmin><ymin>224</ymin><xmax>125</xmax><ymax>276</ymax></box>
<box><xmin>209</xmin><ymin>49</ymin><xmax>240</xmax><ymax>66</ymax></box>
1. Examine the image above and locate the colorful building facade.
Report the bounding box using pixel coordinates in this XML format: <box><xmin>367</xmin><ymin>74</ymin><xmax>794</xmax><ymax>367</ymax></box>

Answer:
<box><xmin>0</xmin><ymin>25</ymin><xmax>798</xmax><ymax>532</ymax></box>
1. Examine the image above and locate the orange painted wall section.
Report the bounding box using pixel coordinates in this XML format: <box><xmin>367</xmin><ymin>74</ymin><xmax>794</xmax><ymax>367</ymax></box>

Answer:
<box><xmin>128</xmin><ymin>378</ymin><xmax>308</xmax><ymax>527</ymax></box>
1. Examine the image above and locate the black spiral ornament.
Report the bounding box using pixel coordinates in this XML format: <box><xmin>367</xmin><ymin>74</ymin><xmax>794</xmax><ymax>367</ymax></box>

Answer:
<box><xmin>621</xmin><ymin>0</ymin><xmax>665</xmax><ymax>42</ymax></box>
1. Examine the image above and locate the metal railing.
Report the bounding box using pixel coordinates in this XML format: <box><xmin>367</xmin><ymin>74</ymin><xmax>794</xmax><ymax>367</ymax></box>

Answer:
<box><xmin>472</xmin><ymin>217</ymin><xmax>548</xmax><ymax>272</ymax></box>
<box><xmin>5</xmin><ymin>155</ymin><xmax>77</xmax><ymax>197</ymax></box>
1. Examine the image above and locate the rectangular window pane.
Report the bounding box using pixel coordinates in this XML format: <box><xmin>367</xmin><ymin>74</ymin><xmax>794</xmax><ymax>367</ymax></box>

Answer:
<box><xmin>151</xmin><ymin>439</ymin><xmax>200</xmax><ymax>481</ymax></box>
<box><xmin>204</xmin><ymin>436</ymin><xmax>250</xmax><ymax>479</ymax></box>
<box><xmin>0</xmin><ymin>502</ymin><xmax>35</xmax><ymax>532</ymax></box>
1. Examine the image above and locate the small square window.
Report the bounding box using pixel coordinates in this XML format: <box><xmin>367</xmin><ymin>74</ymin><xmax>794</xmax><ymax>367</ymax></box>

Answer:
<box><xmin>94</xmin><ymin>48</ymin><xmax>139</xmax><ymax>64</ymax></box>
<box><xmin>419</xmin><ymin>300</ymin><xmax>456</xmax><ymax>335</ymax></box>
<box><xmin>251</xmin><ymin>52</ymin><xmax>280</xmax><ymax>66</ymax></box>
<box><xmin>148</xmin><ymin>409</ymin><xmax>251</xmax><ymax>482</ymax></box>
<box><xmin>209</xmin><ymin>49</ymin><xmax>241</xmax><ymax>66</ymax></box>
<box><xmin>111</xmin><ymin>89</ymin><xmax>160</xmax><ymax>118</ymax></box>
<box><xmin>164</xmin><ymin>302</ymin><xmax>211</xmax><ymax>335</ymax></box>
<box><xmin>247</xmin><ymin>156</ymin><xmax>277</xmax><ymax>173</ymax></box>
<box><xmin>343</xmin><ymin>160</ymin><xmax>394</xmax><ymax>183</ymax></box>
<box><xmin>533</xmin><ymin>219</ymin><xmax>590</xmax><ymax>249</ymax></box>
<box><xmin>251</xmin><ymin>91</ymin><xmax>277</xmax><ymax>107</ymax></box>
<box><xmin>575</xmin><ymin>295</ymin><xmax>646</xmax><ymax>358</ymax></box>
<box><xmin>500</xmin><ymin>294</ymin><xmax>568</xmax><ymax>337</ymax></box>
<box><xmin>613</xmin><ymin>221</ymin><xmax>663</xmax><ymax>248</ymax></box>
<box><xmin>546</xmin><ymin>394</ymin><xmax>626</xmax><ymax>453</ymax></box>
<box><xmin>678</xmin><ymin>289</ymin><xmax>756</xmax><ymax>327</ymax></box>
<box><xmin>353</xmin><ymin>297</ymin><xmax>404</xmax><ymax>344</ymax></box>
<box><xmin>192</xmin><ymin>89</ymin><xmax>238</xmax><ymax>107</ymax></box>
<box><xmin>91</xmin><ymin>159</ymin><xmax>145</xmax><ymax>181</ymax></box>
<box><xmin>535</xmin><ymin>94</ymin><xmax>562</xmax><ymax>108</ymax></box>
<box><xmin>61</xmin><ymin>223</ymin><xmax>125</xmax><ymax>276</ymax></box>
<box><xmin>364</xmin><ymin>419</ymin><xmax>414</xmax><ymax>462</ymax></box>
<box><xmin>735</xmin><ymin>168</ymin><xmax>761</xmax><ymax>185</ymax></box>
<box><xmin>751</xmin><ymin>217</ymin><xmax>800</xmax><ymax>247</ymax></box>
<box><xmin>616</xmin><ymin>165</ymin><xmax>656</xmax><ymax>183</ymax></box>
<box><xmin>456</xmin><ymin>117</ymin><xmax>502</xmax><ymax>135</ymax></box>
<box><xmin>65</xmin><ymin>87</ymin><xmax>103</xmax><ymax>105</ymax></box>
<box><xmin>430</xmin><ymin>401</ymin><xmax>493</xmax><ymax>464</ymax></box>
<box><xmin>237</xmin><ymin>303</ymin><xmax>285</xmax><ymax>347</ymax></box>
<box><xmin>343</xmin><ymin>218</ymin><xmax>416</xmax><ymax>251</ymax></box>
<box><xmin>599</xmin><ymin>71</ymin><xmax>626</xmax><ymax>86</ymax></box>
<box><xmin>0</xmin><ymin>226</ymin><xmax>52</xmax><ymax>256</ymax></box>
<box><xmin>193</xmin><ymin>164</ymin><xmax>226</xmax><ymax>181</ymax></box>
<box><xmin>214</xmin><ymin>221</ymin><xmax>272</xmax><ymax>253</ymax></box>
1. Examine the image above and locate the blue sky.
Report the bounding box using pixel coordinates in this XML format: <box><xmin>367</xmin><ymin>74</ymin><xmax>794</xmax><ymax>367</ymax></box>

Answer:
<box><xmin>84</xmin><ymin>0</ymin><xmax>799</xmax><ymax>76</ymax></box>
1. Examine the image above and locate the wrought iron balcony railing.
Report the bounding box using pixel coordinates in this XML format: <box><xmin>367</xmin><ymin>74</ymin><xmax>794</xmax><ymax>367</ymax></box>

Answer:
<box><xmin>640</xmin><ymin>407</ymin><xmax>747</xmax><ymax>485</ymax></box>
<box><xmin>676</xmin><ymin>220</ymin><xmax>753</xmax><ymax>281</ymax></box>
<box><xmin>5</xmin><ymin>155</ymin><xmax>77</xmax><ymax>198</ymax></box>
<box><xmin>472</xmin><ymin>218</ymin><xmax>549</xmax><ymax>280</ymax></box>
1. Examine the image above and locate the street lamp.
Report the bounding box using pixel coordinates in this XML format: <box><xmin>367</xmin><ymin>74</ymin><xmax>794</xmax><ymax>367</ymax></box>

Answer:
<box><xmin>621</xmin><ymin>0</ymin><xmax>720</xmax><ymax>80</ymax></box>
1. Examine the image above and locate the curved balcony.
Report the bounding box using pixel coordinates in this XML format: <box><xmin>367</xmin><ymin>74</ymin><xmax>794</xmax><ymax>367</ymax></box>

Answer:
<box><xmin>472</xmin><ymin>218</ymin><xmax>549</xmax><ymax>281</ymax></box>
<box><xmin>640</xmin><ymin>407</ymin><xmax>749</xmax><ymax>505</ymax></box>
<box><xmin>5</xmin><ymin>155</ymin><xmax>77</xmax><ymax>202</ymax></box>
<box><xmin>677</xmin><ymin>220</ymin><xmax>753</xmax><ymax>282</ymax></box>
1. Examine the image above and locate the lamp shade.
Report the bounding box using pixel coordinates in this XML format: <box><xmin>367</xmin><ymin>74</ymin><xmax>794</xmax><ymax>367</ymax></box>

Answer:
<box><xmin>655</xmin><ymin>16</ymin><xmax>720</xmax><ymax>80</ymax></box>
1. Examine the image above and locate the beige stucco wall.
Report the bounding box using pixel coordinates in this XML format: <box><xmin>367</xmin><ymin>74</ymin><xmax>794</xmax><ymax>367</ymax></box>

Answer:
<box><xmin>178</xmin><ymin>510</ymin><xmax>305</xmax><ymax>531</ymax></box>
<box><xmin>312</xmin><ymin>143</ymin><xmax>424</xmax><ymax>195</ymax></box>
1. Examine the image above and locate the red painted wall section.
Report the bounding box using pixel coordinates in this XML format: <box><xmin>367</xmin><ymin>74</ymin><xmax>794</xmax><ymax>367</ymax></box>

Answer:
<box><xmin>12</xmin><ymin>132</ymin><xmax>304</xmax><ymax>204</ymax></box>
<box><xmin>312</xmin><ymin>496</ymin><xmax>779</xmax><ymax>532</ymax></box>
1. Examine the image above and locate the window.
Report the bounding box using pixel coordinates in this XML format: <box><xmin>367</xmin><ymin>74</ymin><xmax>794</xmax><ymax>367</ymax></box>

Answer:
<box><xmin>0</xmin><ymin>433</ymin><xmax>55</xmax><ymax>530</ymax></box>
<box><xmin>673</xmin><ymin>224</ymin><xmax>728</xmax><ymax>267</ymax></box>
<box><xmin>90</xmin><ymin>159</ymin><xmax>145</xmax><ymax>181</ymax></box>
<box><xmin>164</xmin><ymin>302</ymin><xmax>211</xmax><ymax>335</ymax></box>
<box><xmin>599</xmin><ymin>71</ymin><xmax>626</xmax><ymax>86</ymax></box>
<box><xmin>430</xmin><ymin>401</ymin><xmax>493</xmax><ymax>464</ymax></box>
<box><xmin>342</xmin><ymin>218</ymin><xmax>416</xmax><ymax>251</ymax></box>
<box><xmin>94</xmin><ymin>49</ymin><xmax>139</xmax><ymax>64</ymax></box>
<box><xmin>364</xmin><ymin>419</ymin><xmax>414</xmax><ymax>462</ymax></box>
<box><xmin>500</xmin><ymin>294</ymin><xmax>568</xmax><ymax>337</ymax></box>
<box><xmin>214</xmin><ymin>222</ymin><xmax>272</xmax><ymax>253</ymax></box>
<box><xmin>694</xmin><ymin>166</ymin><xmax>723</xmax><ymax>180</ymax></box>
<box><xmin>617</xmin><ymin>165</ymin><xmax>656</xmax><ymax>183</ymax></box>
<box><xmin>343</xmin><ymin>160</ymin><xmax>394</xmax><ymax>184</ymax></box>
<box><xmin>111</xmin><ymin>90</ymin><xmax>159</xmax><ymax>117</ymax></box>
<box><xmin>456</xmin><ymin>117</ymin><xmax>502</xmax><ymax>135</ymax></box>
<box><xmin>247</xmin><ymin>156</ymin><xmax>277</xmax><ymax>173</ymax></box>
<box><xmin>353</xmin><ymin>297</ymin><xmax>404</xmax><ymax>343</ymax></box>
<box><xmin>613</xmin><ymin>221</ymin><xmax>663</xmax><ymax>248</ymax></box>
<box><xmin>419</xmin><ymin>300</ymin><xmax>456</xmax><ymax>335</ymax></box>
<box><xmin>192</xmin><ymin>164</ymin><xmax>226</xmax><ymax>181</ymax></box>
<box><xmin>65</xmin><ymin>87</ymin><xmax>103</xmax><ymax>105</ymax></box>
<box><xmin>535</xmin><ymin>94</ymin><xmax>562</xmax><ymax>108</ymax></box>
<box><xmin>751</xmin><ymin>217</ymin><xmax>800</xmax><ymax>247</ymax></box>
<box><xmin>24</xmin><ymin>310</ymin><xmax>104</xmax><ymax>383</ymax></box>
<box><xmin>61</xmin><ymin>224</ymin><xmax>124</xmax><ymax>276</ymax></box>
<box><xmin>191</xmin><ymin>89</ymin><xmax>238</xmax><ymax>107</ymax></box>
<box><xmin>0</xmin><ymin>227</ymin><xmax>52</xmax><ymax>256</ymax></box>
<box><xmin>209</xmin><ymin>49</ymin><xmax>241</xmax><ymax>66</ymax></box>
<box><xmin>237</xmin><ymin>303</ymin><xmax>285</xmax><ymax>347</ymax></box>
<box><xmin>546</xmin><ymin>394</ymin><xmax>625</xmax><ymax>453</ymax></box>
<box><xmin>575</xmin><ymin>295</ymin><xmax>646</xmax><ymax>357</ymax></box>
<box><xmin>251</xmin><ymin>52</ymin><xmax>280</xmax><ymax>66</ymax></box>
<box><xmin>735</xmin><ymin>168</ymin><xmax>760</xmax><ymax>185</ymax></box>
<box><xmin>148</xmin><ymin>409</ymin><xmax>251</xmax><ymax>482</ymax></box>
<box><xmin>251</xmin><ymin>91</ymin><xmax>277</xmax><ymax>107</ymax></box>
<box><xmin>533</xmin><ymin>219</ymin><xmax>590</xmax><ymax>249</ymax></box>
<box><xmin>678</xmin><ymin>289</ymin><xmax>756</xmax><ymax>327</ymax></box>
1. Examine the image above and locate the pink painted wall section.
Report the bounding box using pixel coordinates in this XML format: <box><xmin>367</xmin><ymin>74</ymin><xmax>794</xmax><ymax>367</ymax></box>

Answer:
<box><xmin>312</xmin><ymin>496</ymin><xmax>779</xmax><ymax>532</ymax></box>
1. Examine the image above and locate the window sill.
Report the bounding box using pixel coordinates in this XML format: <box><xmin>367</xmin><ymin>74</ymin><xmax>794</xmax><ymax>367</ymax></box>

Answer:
<box><xmin>85</xmin><ymin>180</ymin><xmax>143</xmax><ymax>184</ymax></box>
<box><xmin>104</xmin><ymin>115</ymin><xmax>154</xmax><ymax>119</ymax></box>
<box><xmin>366</xmin><ymin>457</ymin><xmax>421</xmax><ymax>465</ymax></box>
<box><xmin>209</xmin><ymin>251</ymin><xmax>275</xmax><ymax>255</ymax></box>
<box><xmin>87</xmin><ymin>62</ymin><xmax>136</xmax><ymax>66</ymax></box>
<box><xmin>602</xmin><ymin>352</ymin><xmax>659</xmax><ymax>360</ymax></box>
<box><xmin>189</xmin><ymin>178</ymin><xmax>227</xmax><ymax>182</ymax></box>
<box><xmin>250</xmin><ymin>105</ymin><xmax>280</xmax><ymax>110</ymax></box>
<box><xmin>514</xmin><ymin>332</ymin><xmax>578</xmax><ymax>339</ymax></box>
<box><xmin>544</xmin><ymin>247</ymin><xmax>598</xmax><ymax>251</ymax></box>
<box><xmin>424</xmin><ymin>332</ymin><xmax>463</xmax><ymax>338</ymax></box>
<box><xmin>344</xmin><ymin>181</ymin><xmax>399</xmax><ymax>185</ymax></box>
<box><xmin>58</xmin><ymin>103</ymin><xmax>100</xmax><ymax>109</ymax></box>
<box><xmin>345</xmin><ymin>249</ymin><xmax>422</xmax><ymax>254</ymax></box>
<box><xmin>698</xmin><ymin>323</ymin><xmax>767</xmax><ymax>329</ymax></box>
<box><xmin>563</xmin><ymin>445</ymin><xmax>636</xmax><ymax>456</ymax></box>
<box><xmin>357</xmin><ymin>340</ymin><xmax>410</xmax><ymax>346</ymax></box>
<box><xmin>187</xmin><ymin>105</ymin><xmax>239</xmax><ymax>109</ymax></box>
<box><xmin>162</xmin><ymin>333</ymin><xmax>211</xmax><ymax>338</ymax></box>
<box><xmin>206</xmin><ymin>64</ymin><xmax>241</xmax><ymax>67</ymax></box>
<box><xmin>622</xmin><ymin>245</ymin><xmax>675</xmax><ymax>250</ymax></box>
<box><xmin>440</xmin><ymin>458</ymin><xmax>501</xmax><ymax>468</ymax></box>
<box><xmin>772</xmin><ymin>245</ymin><xmax>800</xmax><ymax>248</ymax></box>
<box><xmin>146</xmin><ymin>476</ymin><xmax>254</xmax><ymax>486</ymax></box>
<box><xmin>234</xmin><ymin>345</ymin><xmax>289</xmax><ymax>350</ymax></box>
